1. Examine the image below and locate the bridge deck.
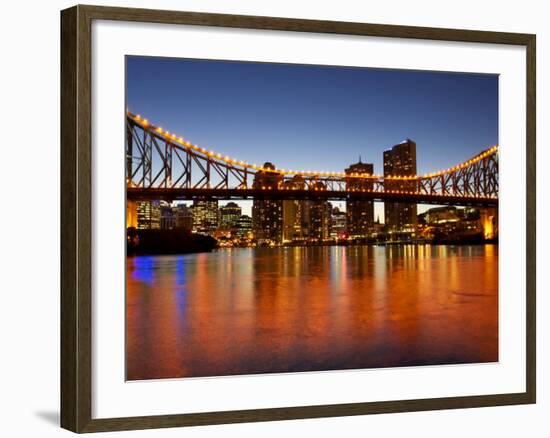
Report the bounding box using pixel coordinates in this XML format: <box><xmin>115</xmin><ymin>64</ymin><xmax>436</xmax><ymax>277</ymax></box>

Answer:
<box><xmin>127</xmin><ymin>187</ymin><xmax>498</xmax><ymax>207</ymax></box>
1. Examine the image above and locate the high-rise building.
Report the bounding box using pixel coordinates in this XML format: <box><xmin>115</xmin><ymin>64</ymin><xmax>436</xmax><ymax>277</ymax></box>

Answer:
<box><xmin>383</xmin><ymin>139</ymin><xmax>418</xmax><ymax>231</ymax></box>
<box><xmin>308</xmin><ymin>181</ymin><xmax>332</xmax><ymax>240</ymax></box>
<box><xmin>192</xmin><ymin>200</ymin><xmax>219</xmax><ymax>235</ymax></box>
<box><xmin>219</xmin><ymin>202</ymin><xmax>242</xmax><ymax>228</ymax></box>
<box><xmin>234</xmin><ymin>214</ymin><xmax>253</xmax><ymax>238</ymax></box>
<box><xmin>283</xmin><ymin>200</ymin><xmax>304</xmax><ymax>241</ymax></box>
<box><xmin>136</xmin><ymin>200</ymin><xmax>161</xmax><ymax>229</ymax></box>
<box><xmin>282</xmin><ymin>175</ymin><xmax>308</xmax><ymax>242</ymax></box>
<box><xmin>331</xmin><ymin>206</ymin><xmax>347</xmax><ymax>238</ymax></box>
<box><xmin>252</xmin><ymin>162</ymin><xmax>283</xmax><ymax>244</ymax></box>
<box><xmin>345</xmin><ymin>159</ymin><xmax>375</xmax><ymax>237</ymax></box>
<box><xmin>174</xmin><ymin>204</ymin><xmax>194</xmax><ymax>230</ymax></box>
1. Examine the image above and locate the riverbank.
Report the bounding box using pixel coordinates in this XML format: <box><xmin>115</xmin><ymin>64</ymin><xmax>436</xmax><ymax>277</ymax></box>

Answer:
<box><xmin>254</xmin><ymin>237</ymin><xmax>498</xmax><ymax>249</ymax></box>
<box><xmin>127</xmin><ymin>228</ymin><xmax>217</xmax><ymax>256</ymax></box>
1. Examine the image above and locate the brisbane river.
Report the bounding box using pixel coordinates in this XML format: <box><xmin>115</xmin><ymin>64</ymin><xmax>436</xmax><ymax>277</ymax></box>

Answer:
<box><xmin>126</xmin><ymin>244</ymin><xmax>498</xmax><ymax>380</ymax></box>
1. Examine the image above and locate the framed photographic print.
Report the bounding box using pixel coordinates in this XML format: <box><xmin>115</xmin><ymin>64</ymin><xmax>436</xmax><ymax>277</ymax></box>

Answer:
<box><xmin>60</xmin><ymin>5</ymin><xmax>536</xmax><ymax>433</ymax></box>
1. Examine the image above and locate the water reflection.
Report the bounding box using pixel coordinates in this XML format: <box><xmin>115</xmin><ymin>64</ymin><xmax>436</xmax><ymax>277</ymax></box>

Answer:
<box><xmin>126</xmin><ymin>245</ymin><xmax>498</xmax><ymax>380</ymax></box>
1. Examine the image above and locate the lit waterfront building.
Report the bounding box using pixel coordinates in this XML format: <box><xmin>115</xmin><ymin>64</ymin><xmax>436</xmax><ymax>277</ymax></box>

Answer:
<box><xmin>331</xmin><ymin>206</ymin><xmax>347</xmax><ymax>238</ymax></box>
<box><xmin>252</xmin><ymin>200</ymin><xmax>283</xmax><ymax>243</ymax></box>
<box><xmin>383</xmin><ymin>139</ymin><xmax>418</xmax><ymax>232</ymax></box>
<box><xmin>283</xmin><ymin>200</ymin><xmax>306</xmax><ymax>241</ymax></box>
<box><xmin>421</xmin><ymin>206</ymin><xmax>462</xmax><ymax>224</ymax></box>
<box><xmin>282</xmin><ymin>175</ymin><xmax>308</xmax><ymax>242</ymax></box>
<box><xmin>234</xmin><ymin>214</ymin><xmax>253</xmax><ymax>238</ymax></box>
<box><xmin>479</xmin><ymin>207</ymin><xmax>498</xmax><ymax>240</ymax></box>
<box><xmin>126</xmin><ymin>200</ymin><xmax>138</xmax><ymax>228</ymax></box>
<box><xmin>252</xmin><ymin>162</ymin><xmax>283</xmax><ymax>244</ymax></box>
<box><xmin>417</xmin><ymin>206</ymin><xmax>488</xmax><ymax>242</ymax></box>
<box><xmin>136</xmin><ymin>200</ymin><xmax>161</xmax><ymax>229</ymax></box>
<box><xmin>192</xmin><ymin>200</ymin><xmax>219</xmax><ymax>235</ymax></box>
<box><xmin>174</xmin><ymin>204</ymin><xmax>193</xmax><ymax>230</ymax></box>
<box><xmin>219</xmin><ymin>202</ymin><xmax>242</xmax><ymax>228</ymax></box>
<box><xmin>345</xmin><ymin>158</ymin><xmax>374</xmax><ymax>237</ymax></box>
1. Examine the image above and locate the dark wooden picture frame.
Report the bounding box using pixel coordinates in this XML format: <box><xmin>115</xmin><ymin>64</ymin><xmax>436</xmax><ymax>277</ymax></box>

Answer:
<box><xmin>61</xmin><ymin>4</ymin><xmax>536</xmax><ymax>433</ymax></box>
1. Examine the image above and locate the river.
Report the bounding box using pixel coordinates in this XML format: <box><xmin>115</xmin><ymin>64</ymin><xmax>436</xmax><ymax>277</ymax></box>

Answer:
<box><xmin>126</xmin><ymin>244</ymin><xmax>498</xmax><ymax>380</ymax></box>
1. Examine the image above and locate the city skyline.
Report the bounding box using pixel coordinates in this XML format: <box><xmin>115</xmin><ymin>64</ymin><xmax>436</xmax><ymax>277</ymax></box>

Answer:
<box><xmin>126</xmin><ymin>56</ymin><xmax>498</xmax><ymax>221</ymax></box>
<box><xmin>132</xmin><ymin>198</ymin><xmax>495</xmax><ymax>239</ymax></box>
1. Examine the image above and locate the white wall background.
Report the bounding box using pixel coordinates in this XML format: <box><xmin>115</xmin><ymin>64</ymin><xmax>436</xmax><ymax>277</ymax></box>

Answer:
<box><xmin>0</xmin><ymin>0</ymin><xmax>546</xmax><ymax>436</ymax></box>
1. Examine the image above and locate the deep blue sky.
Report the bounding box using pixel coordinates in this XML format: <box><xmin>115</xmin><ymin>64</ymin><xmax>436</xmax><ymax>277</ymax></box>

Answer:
<box><xmin>126</xmin><ymin>56</ymin><xmax>498</xmax><ymax>218</ymax></box>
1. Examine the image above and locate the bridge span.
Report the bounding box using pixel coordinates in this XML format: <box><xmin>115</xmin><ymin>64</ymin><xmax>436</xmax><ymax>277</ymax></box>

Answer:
<box><xmin>126</xmin><ymin>112</ymin><xmax>498</xmax><ymax>207</ymax></box>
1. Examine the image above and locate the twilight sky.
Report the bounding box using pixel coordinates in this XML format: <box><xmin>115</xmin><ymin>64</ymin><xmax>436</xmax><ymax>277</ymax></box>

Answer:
<box><xmin>126</xmin><ymin>56</ymin><xmax>498</xmax><ymax>220</ymax></box>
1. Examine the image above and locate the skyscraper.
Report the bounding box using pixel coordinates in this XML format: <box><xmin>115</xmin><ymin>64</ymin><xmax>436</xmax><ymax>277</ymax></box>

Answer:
<box><xmin>219</xmin><ymin>202</ymin><xmax>242</xmax><ymax>228</ymax></box>
<box><xmin>345</xmin><ymin>159</ymin><xmax>375</xmax><ymax>237</ymax></box>
<box><xmin>136</xmin><ymin>200</ymin><xmax>161</xmax><ymax>229</ymax></box>
<box><xmin>234</xmin><ymin>215</ymin><xmax>253</xmax><ymax>238</ymax></box>
<box><xmin>283</xmin><ymin>200</ymin><xmax>304</xmax><ymax>241</ymax></box>
<box><xmin>331</xmin><ymin>206</ymin><xmax>347</xmax><ymax>238</ymax></box>
<box><xmin>383</xmin><ymin>139</ymin><xmax>418</xmax><ymax>231</ymax></box>
<box><xmin>252</xmin><ymin>162</ymin><xmax>283</xmax><ymax>244</ymax></box>
<box><xmin>192</xmin><ymin>200</ymin><xmax>219</xmax><ymax>235</ymax></box>
<box><xmin>282</xmin><ymin>175</ymin><xmax>308</xmax><ymax>242</ymax></box>
<box><xmin>308</xmin><ymin>181</ymin><xmax>332</xmax><ymax>240</ymax></box>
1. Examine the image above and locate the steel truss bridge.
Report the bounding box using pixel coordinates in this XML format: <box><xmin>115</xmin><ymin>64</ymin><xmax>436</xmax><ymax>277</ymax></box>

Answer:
<box><xmin>126</xmin><ymin>112</ymin><xmax>498</xmax><ymax>207</ymax></box>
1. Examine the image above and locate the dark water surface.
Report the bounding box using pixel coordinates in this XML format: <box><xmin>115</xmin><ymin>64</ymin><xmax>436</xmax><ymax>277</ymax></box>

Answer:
<box><xmin>126</xmin><ymin>245</ymin><xmax>498</xmax><ymax>380</ymax></box>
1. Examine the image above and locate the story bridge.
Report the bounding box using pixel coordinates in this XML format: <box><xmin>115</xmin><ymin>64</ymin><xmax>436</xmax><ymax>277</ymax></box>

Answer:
<box><xmin>126</xmin><ymin>112</ymin><xmax>498</xmax><ymax>207</ymax></box>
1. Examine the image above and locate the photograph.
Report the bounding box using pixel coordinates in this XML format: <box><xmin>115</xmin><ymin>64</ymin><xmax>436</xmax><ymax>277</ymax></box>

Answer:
<box><xmin>124</xmin><ymin>56</ymin><xmax>499</xmax><ymax>381</ymax></box>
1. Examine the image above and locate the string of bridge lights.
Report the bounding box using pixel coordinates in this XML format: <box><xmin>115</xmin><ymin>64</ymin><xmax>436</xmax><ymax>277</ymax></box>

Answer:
<box><xmin>250</xmin><ymin>184</ymin><xmax>496</xmax><ymax>199</ymax></box>
<box><xmin>128</xmin><ymin>112</ymin><xmax>498</xmax><ymax>182</ymax></box>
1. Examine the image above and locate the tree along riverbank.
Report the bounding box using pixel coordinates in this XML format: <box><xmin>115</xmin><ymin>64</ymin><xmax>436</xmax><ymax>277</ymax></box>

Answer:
<box><xmin>127</xmin><ymin>228</ymin><xmax>217</xmax><ymax>256</ymax></box>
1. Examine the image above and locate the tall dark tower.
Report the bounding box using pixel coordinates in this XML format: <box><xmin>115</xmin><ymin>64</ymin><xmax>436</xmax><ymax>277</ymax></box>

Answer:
<box><xmin>345</xmin><ymin>158</ymin><xmax>375</xmax><ymax>237</ymax></box>
<box><xmin>383</xmin><ymin>139</ymin><xmax>418</xmax><ymax>231</ymax></box>
<box><xmin>252</xmin><ymin>162</ymin><xmax>283</xmax><ymax>244</ymax></box>
<box><xmin>308</xmin><ymin>181</ymin><xmax>332</xmax><ymax>240</ymax></box>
